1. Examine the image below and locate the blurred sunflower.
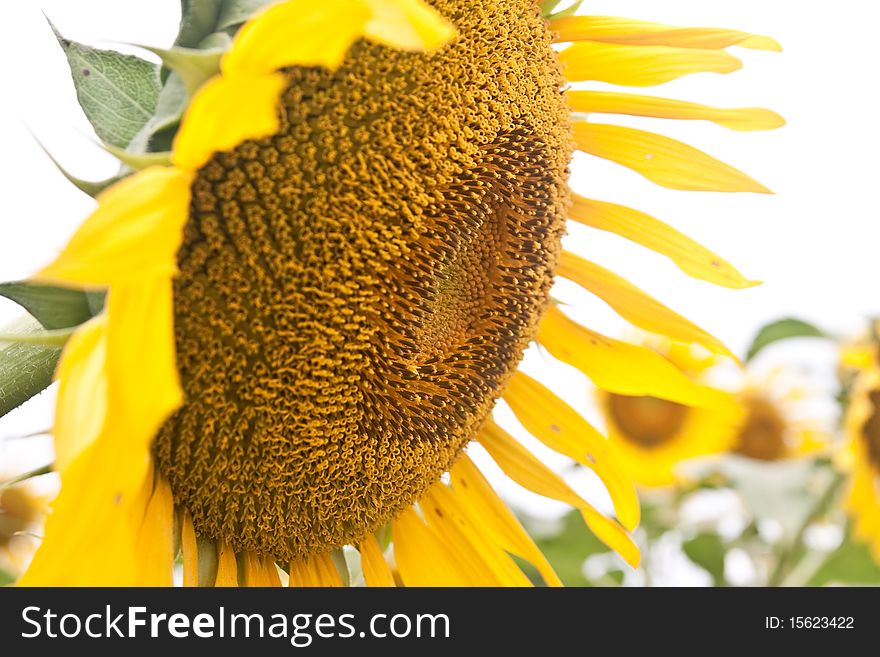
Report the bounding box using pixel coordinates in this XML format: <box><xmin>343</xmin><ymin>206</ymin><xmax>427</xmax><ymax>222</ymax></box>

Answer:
<box><xmin>0</xmin><ymin>481</ymin><xmax>45</xmax><ymax>578</ymax></box>
<box><xmin>841</xmin><ymin>327</ymin><xmax>880</xmax><ymax>561</ymax></box>
<box><xmin>15</xmin><ymin>0</ymin><xmax>781</xmax><ymax>586</ymax></box>
<box><xmin>597</xmin><ymin>343</ymin><xmax>742</xmax><ymax>488</ymax></box>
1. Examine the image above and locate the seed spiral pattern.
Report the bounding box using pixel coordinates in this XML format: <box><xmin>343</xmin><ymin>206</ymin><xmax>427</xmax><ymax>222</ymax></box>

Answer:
<box><xmin>153</xmin><ymin>0</ymin><xmax>572</xmax><ymax>559</ymax></box>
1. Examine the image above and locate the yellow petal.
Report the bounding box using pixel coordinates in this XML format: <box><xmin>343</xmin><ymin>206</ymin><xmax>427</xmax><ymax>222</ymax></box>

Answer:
<box><xmin>289</xmin><ymin>553</ymin><xmax>342</xmax><ymax>587</ymax></box>
<box><xmin>559</xmin><ymin>41</ymin><xmax>741</xmax><ymax>87</ymax></box>
<box><xmin>450</xmin><ymin>455</ymin><xmax>562</xmax><ymax>587</ymax></box>
<box><xmin>421</xmin><ymin>483</ymin><xmax>532</xmax><ymax>586</ymax></box>
<box><xmin>478</xmin><ymin>420</ymin><xmax>640</xmax><ymax>567</ymax></box>
<box><xmin>573</xmin><ymin>123</ymin><xmax>771</xmax><ymax>193</ymax></box>
<box><xmin>392</xmin><ymin>507</ymin><xmax>474</xmax><ymax>586</ymax></box>
<box><xmin>242</xmin><ymin>552</ymin><xmax>282</xmax><ymax>587</ymax></box>
<box><xmin>503</xmin><ymin>371</ymin><xmax>640</xmax><ymax>530</ymax></box>
<box><xmin>567</xmin><ymin>194</ymin><xmax>758</xmax><ymax>288</ymax></box>
<box><xmin>551</xmin><ymin>15</ymin><xmax>781</xmax><ymax>51</ymax></box>
<box><xmin>105</xmin><ymin>280</ymin><xmax>183</xmax><ymax>449</ymax></box>
<box><xmin>364</xmin><ymin>0</ymin><xmax>456</xmax><ymax>51</ymax></box>
<box><xmin>557</xmin><ymin>250</ymin><xmax>733</xmax><ymax>357</ymax></box>
<box><xmin>36</xmin><ymin>167</ymin><xmax>193</xmax><ymax>286</ymax></box>
<box><xmin>135</xmin><ymin>473</ymin><xmax>174</xmax><ymax>586</ymax></box>
<box><xmin>538</xmin><ymin>305</ymin><xmax>735</xmax><ymax>409</ymax></box>
<box><xmin>19</xmin><ymin>438</ymin><xmax>153</xmax><ymax>586</ymax></box>
<box><xmin>223</xmin><ymin>0</ymin><xmax>454</xmax><ymax>76</ymax></box>
<box><xmin>567</xmin><ymin>91</ymin><xmax>785</xmax><ymax>132</ymax></box>
<box><xmin>172</xmin><ymin>73</ymin><xmax>286</xmax><ymax>172</ymax></box>
<box><xmin>215</xmin><ymin>541</ymin><xmax>239</xmax><ymax>587</ymax></box>
<box><xmin>53</xmin><ymin>315</ymin><xmax>108</xmax><ymax>473</ymax></box>
<box><xmin>359</xmin><ymin>534</ymin><xmax>395</xmax><ymax>587</ymax></box>
<box><xmin>181</xmin><ymin>509</ymin><xmax>199</xmax><ymax>587</ymax></box>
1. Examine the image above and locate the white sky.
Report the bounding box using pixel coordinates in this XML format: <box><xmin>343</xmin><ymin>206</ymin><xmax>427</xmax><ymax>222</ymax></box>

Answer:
<box><xmin>0</xmin><ymin>1</ymin><xmax>876</xmax><ymax>542</ymax></box>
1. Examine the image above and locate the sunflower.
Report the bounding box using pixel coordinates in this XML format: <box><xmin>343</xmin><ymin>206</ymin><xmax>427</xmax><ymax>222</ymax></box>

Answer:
<box><xmin>598</xmin><ymin>343</ymin><xmax>743</xmax><ymax>488</ymax></box>
<box><xmin>841</xmin><ymin>328</ymin><xmax>880</xmax><ymax>561</ymax></box>
<box><xmin>14</xmin><ymin>0</ymin><xmax>781</xmax><ymax>586</ymax></box>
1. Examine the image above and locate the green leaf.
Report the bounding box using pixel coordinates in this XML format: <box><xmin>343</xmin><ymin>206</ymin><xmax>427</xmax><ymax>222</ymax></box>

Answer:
<box><xmin>0</xmin><ymin>316</ymin><xmax>62</xmax><ymax>419</ymax></box>
<box><xmin>745</xmin><ymin>318</ymin><xmax>830</xmax><ymax>362</ymax></box>
<box><xmin>127</xmin><ymin>74</ymin><xmax>189</xmax><ymax>154</ymax></box>
<box><xmin>808</xmin><ymin>524</ymin><xmax>880</xmax><ymax>586</ymax></box>
<box><xmin>0</xmin><ymin>282</ymin><xmax>98</xmax><ymax>330</ymax></box>
<box><xmin>0</xmin><ymin>569</ymin><xmax>14</xmax><ymax>587</ymax></box>
<box><xmin>217</xmin><ymin>0</ymin><xmax>273</xmax><ymax>31</ymax></box>
<box><xmin>33</xmin><ymin>137</ymin><xmax>124</xmax><ymax>198</ymax></box>
<box><xmin>682</xmin><ymin>533</ymin><xmax>727</xmax><ymax>586</ymax></box>
<box><xmin>176</xmin><ymin>0</ymin><xmax>224</xmax><ymax>48</ymax></box>
<box><xmin>50</xmin><ymin>20</ymin><xmax>161</xmax><ymax>149</ymax></box>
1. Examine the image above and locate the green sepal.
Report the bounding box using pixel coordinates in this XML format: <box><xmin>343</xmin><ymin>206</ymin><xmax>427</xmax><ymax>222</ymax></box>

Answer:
<box><xmin>541</xmin><ymin>0</ymin><xmax>584</xmax><ymax>19</ymax></box>
<box><xmin>127</xmin><ymin>74</ymin><xmax>189</xmax><ymax>155</ymax></box>
<box><xmin>745</xmin><ymin>318</ymin><xmax>831</xmax><ymax>362</ymax></box>
<box><xmin>0</xmin><ymin>282</ymin><xmax>99</xmax><ymax>330</ymax></box>
<box><xmin>48</xmin><ymin>18</ymin><xmax>161</xmax><ymax>150</ymax></box>
<box><xmin>100</xmin><ymin>141</ymin><xmax>173</xmax><ymax>169</ymax></box>
<box><xmin>139</xmin><ymin>45</ymin><xmax>224</xmax><ymax>97</ymax></box>
<box><xmin>0</xmin><ymin>316</ymin><xmax>62</xmax><ymax>419</ymax></box>
<box><xmin>34</xmin><ymin>137</ymin><xmax>124</xmax><ymax>197</ymax></box>
<box><xmin>217</xmin><ymin>0</ymin><xmax>273</xmax><ymax>31</ymax></box>
<box><xmin>176</xmin><ymin>0</ymin><xmax>224</xmax><ymax>49</ymax></box>
<box><xmin>0</xmin><ymin>464</ymin><xmax>53</xmax><ymax>492</ymax></box>
<box><xmin>0</xmin><ymin>328</ymin><xmax>76</xmax><ymax>348</ymax></box>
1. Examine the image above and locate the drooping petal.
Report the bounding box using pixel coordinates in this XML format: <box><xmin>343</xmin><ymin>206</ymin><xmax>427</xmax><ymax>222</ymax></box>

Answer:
<box><xmin>450</xmin><ymin>456</ymin><xmax>562</xmax><ymax>587</ymax></box>
<box><xmin>557</xmin><ymin>250</ymin><xmax>733</xmax><ymax>357</ymax></box>
<box><xmin>358</xmin><ymin>534</ymin><xmax>395</xmax><ymax>587</ymax></box>
<box><xmin>567</xmin><ymin>194</ymin><xmax>758</xmax><ymax>288</ymax></box>
<box><xmin>559</xmin><ymin>41</ymin><xmax>741</xmax><ymax>87</ymax></box>
<box><xmin>421</xmin><ymin>484</ymin><xmax>532</xmax><ymax>586</ymax></box>
<box><xmin>503</xmin><ymin>371</ymin><xmax>640</xmax><ymax>530</ymax></box>
<box><xmin>35</xmin><ymin>167</ymin><xmax>193</xmax><ymax>286</ymax></box>
<box><xmin>223</xmin><ymin>0</ymin><xmax>454</xmax><ymax>77</ymax></box>
<box><xmin>478</xmin><ymin>420</ymin><xmax>640</xmax><ymax>567</ymax></box>
<box><xmin>53</xmin><ymin>315</ymin><xmax>108</xmax><ymax>473</ymax></box>
<box><xmin>181</xmin><ymin>509</ymin><xmax>199</xmax><ymax>587</ymax></box>
<box><xmin>289</xmin><ymin>553</ymin><xmax>342</xmax><ymax>587</ymax></box>
<box><xmin>242</xmin><ymin>552</ymin><xmax>282</xmax><ymax>587</ymax></box>
<box><xmin>538</xmin><ymin>305</ymin><xmax>735</xmax><ymax>409</ymax></box>
<box><xmin>551</xmin><ymin>16</ymin><xmax>781</xmax><ymax>51</ymax></box>
<box><xmin>567</xmin><ymin>91</ymin><xmax>785</xmax><ymax>132</ymax></box>
<box><xmin>392</xmin><ymin>507</ymin><xmax>473</xmax><ymax>586</ymax></box>
<box><xmin>573</xmin><ymin>123</ymin><xmax>771</xmax><ymax>193</ymax></box>
<box><xmin>134</xmin><ymin>474</ymin><xmax>174</xmax><ymax>586</ymax></box>
<box><xmin>172</xmin><ymin>73</ymin><xmax>287</xmax><ymax>172</ymax></box>
<box><xmin>215</xmin><ymin>541</ymin><xmax>239</xmax><ymax>587</ymax></box>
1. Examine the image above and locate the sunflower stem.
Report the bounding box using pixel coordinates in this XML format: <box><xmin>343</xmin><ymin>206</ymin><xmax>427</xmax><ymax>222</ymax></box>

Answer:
<box><xmin>766</xmin><ymin>467</ymin><xmax>846</xmax><ymax>587</ymax></box>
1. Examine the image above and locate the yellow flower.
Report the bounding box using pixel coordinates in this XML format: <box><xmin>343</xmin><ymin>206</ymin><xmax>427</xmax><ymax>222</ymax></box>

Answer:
<box><xmin>19</xmin><ymin>1</ymin><xmax>780</xmax><ymax>586</ymax></box>
<box><xmin>598</xmin><ymin>343</ymin><xmax>742</xmax><ymax>488</ymax></box>
<box><xmin>841</xmin><ymin>333</ymin><xmax>880</xmax><ymax>562</ymax></box>
<box><xmin>0</xmin><ymin>480</ymin><xmax>46</xmax><ymax>578</ymax></box>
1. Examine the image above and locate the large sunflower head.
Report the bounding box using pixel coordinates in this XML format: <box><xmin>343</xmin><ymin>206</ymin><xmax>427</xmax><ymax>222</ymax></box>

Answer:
<box><xmin>14</xmin><ymin>0</ymin><xmax>781</xmax><ymax>586</ymax></box>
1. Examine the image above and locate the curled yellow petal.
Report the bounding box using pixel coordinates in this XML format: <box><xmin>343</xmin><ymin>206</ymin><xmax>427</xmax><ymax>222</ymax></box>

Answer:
<box><xmin>358</xmin><ymin>534</ymin><xmax>395</xmax><ymax>587</ymax></box>
<box><xmin>36</xmin><ymin>167</ymin><xmax>193</xmax><ymax>286</ymax></box>
<box><xmin>450</xmin><ymin>455</ymin><xmax>562</xmax><ymax>587</ymax></box>
<box><xmin>420</xmin><ymin>484</ymin><xmax>531</xmax><ymax>587</ymax></box>
<box><xmin>392</xmin><ymin>507</ymin><xmax>473</xmax><ymax>586</ymax></box>
<box><xmin>223</xmin><ymin>0</ymin><xmax>454</xmax><ymax>77</ymax></box>
<box><xmin>135</xmin><ymin>474</ymin><xmax>174</xmax><ymax>586</ymax></box>
<box><xmin>557</xmin><ymin>251</ymin><xmax>733</xmax><ymax>357</ymax></box>
<box><xmin>289</xmin><ymin>553</ymin><xmax>342</xmax><ymax>587</ymax></box>
<box><xmin>478</xmin><ymin>420</ymin><xmax>640</xmax><ymax>567</ymax></box>
<box><xmin>573</xmin><ymin>123</ymin><xmax>771</xmax><ymax>193</ymax></box>
<box><xmin>538</xmin><ymin>305</ymin><xmax>735</xmax><ymax>409</ymax></box>
<box><xmin>552</xmin><ymin>15</ymin><xmax>781</xmax><ymax>51</ymax></box>
<box><xmin>54</xmin><ymin>315</ymin><xmax>107</xmax><ymax>473</ymax></box>
<box><xmin>568</xmin><ymin>91</ymin><xmax>785</xmax><ymax>132</ymax></box>
<box><xmin>172</xmin><ymin>73</ymin><xmax>286</xmax><ymax>172</ymax></box>
<box><xmin>242</xmin><ymin>552</ymin><xmax>282</xmax><ymax>587</ymax></box>
<box><xmin>559</xmin><ymin>40</ymin><xmax>741</xmax><ymax>87</ymax></box>
<box><xmin>503</xmin><ymin>371</ymin><xmax>640</xmax><ymax>531</ymax></box>
<box><xmin>567</xmin><ymin>194</ymin><xmax>758</xmax><ymax>289</ymax></box>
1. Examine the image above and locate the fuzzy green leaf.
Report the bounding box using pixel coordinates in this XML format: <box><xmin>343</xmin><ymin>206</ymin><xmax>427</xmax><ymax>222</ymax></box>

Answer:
<box><xmin>50</xmin><ymin>21</ymin><xmax>161</xmax><ymax>149</ymax></box>
<box><xmin>745</xmin><ymin>318</ymin><xmax>830</xmax><ymax>362</ymax></box>
<box><xmin>127</xmin><ymin>74</ymin><xmax>189</xmax><ymax>154</ymax></box>
<box><xmin>0</xmin><ymin>282</ymin><xmax>97</xmax><ymax>330</ymax></box>
<box><xmin>0</xmin><ymin>316</ymin><xmax>62</xmax><ymax>419</ymax></box>
<box><xmin>176</xmin><ymin>0</ymin><xmax>224</xmax><ymax>48</ymax></box>
<box><xmin>217</xmin><ymin>0</ymin><xmax>273</xmax><ymax>31</ymax></box>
